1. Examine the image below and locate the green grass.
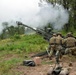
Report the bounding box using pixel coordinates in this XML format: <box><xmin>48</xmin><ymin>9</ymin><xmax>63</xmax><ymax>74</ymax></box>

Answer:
<box><xmin>0</xmin><ymin>34</ymin><xmax>48</xmax><ymax>52</ymax></box>
<box><xmin>0</xmin><ymin>34</ymin><xmax>48</xmax><ymax>75</ymax></box>
<box><xmin>0</xmin><ymin>33</ymin><xmax>76</xmax><ymax>75</ymax></box>
<box><xmin>61</xmin><ymin>29</ymin><xmax>76</xmax><ymax>36</ymax></box>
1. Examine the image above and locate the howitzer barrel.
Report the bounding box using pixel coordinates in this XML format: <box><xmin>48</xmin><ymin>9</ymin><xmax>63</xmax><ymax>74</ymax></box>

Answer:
<box><xmin>16</xmin><ymin>21</ymin><xmax>53</xmax><ymax>41</ymax></box>
<box><xmin>16</xmin><ymin>21</ymin><xmax>37</xmax><ymax>32</ymax></box>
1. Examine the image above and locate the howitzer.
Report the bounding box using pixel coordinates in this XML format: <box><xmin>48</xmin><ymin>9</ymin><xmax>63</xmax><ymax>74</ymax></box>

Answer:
<box><xmin>16</xmin><ymin>21</ymin><xmax>53</xmax><ymax>41</ymax></box>
<box><xmin>16</xmin><ymin>21</ymin><xmax>53</xmax><ymax>57</ymax></box>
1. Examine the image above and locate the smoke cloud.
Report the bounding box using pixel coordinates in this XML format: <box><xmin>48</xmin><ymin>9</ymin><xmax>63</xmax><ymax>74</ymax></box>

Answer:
<box><xmin>0</xmin><ymin>0</ymin><xmax>69</xmax><ymax>33</ymax></box>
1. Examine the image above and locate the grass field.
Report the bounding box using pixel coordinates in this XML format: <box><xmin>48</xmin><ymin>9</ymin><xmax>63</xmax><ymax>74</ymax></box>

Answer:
<box><xmin>0</xmin><ymin>34</ymin><xmax>48</xmax><ymax>75</ymax></box>
<box><xmin>0</xmin><ymin>33</ymin><xmax>76</xmax><ymax>75</ymax></box>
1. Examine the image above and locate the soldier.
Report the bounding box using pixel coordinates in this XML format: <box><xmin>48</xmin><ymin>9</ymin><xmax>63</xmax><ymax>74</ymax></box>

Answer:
<box><xmin>49</xmin><ymin>33</ymin><xmax>57</xmax><ymax>60</ymax></box>
<box><xmin>63</xmin><ymin>32</ymin><xmax>76</xmax><ymax>55</ymax></box>
<box><xmin>55</xmin><ymin>32</ymin><xmax>64</xmax><ymax>64</ymax></box>
<box><xmin>65</xmin><ymin>31</ymin><xmax>76</xmax><ymax>39</ymax></box>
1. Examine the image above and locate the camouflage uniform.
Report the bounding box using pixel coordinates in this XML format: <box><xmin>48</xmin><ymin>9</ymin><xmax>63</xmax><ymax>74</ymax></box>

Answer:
<box><xmin>49</xmin><ymin>33</ymin><xmax>57</xmax><ymax>59</ymax></box>
<box><xmin>63</xmin><ymin>33</ymin><xmax>76</xmax><ymax>55</ymax></box>
<box><xmin>55</xmin><ymin>33</ymin><xmax>64</xmax><ymax>64</ymax></box>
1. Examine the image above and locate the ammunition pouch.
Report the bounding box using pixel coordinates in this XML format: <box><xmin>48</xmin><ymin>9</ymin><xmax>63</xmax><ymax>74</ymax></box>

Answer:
<box><xmin>66</xmin><ymin>46</ymin><xmax>75</xmax><ymax>48</ymax></box>
<box><xmin>50</xmin><ymin>43</ymin><xmax>55</xmax><ymax>45</ymax></box>
<box><xmin>72</xmin><ymin>51</ymin><xmax>76</xmax><ymax>56</ymax></box>
<box><xmin>50</xmin><ymin>43</ymin><xmax>59</xmax><ymax>45</ymax></box>
<box><xmin>61</xmin><ymin>48</ymin><xmax>65</xmax><ymax>55</ymax></box>
<box><xmin>71</xmin><ymin>47</ymin><xmax>76</xmax><ymax>56</ymax></box>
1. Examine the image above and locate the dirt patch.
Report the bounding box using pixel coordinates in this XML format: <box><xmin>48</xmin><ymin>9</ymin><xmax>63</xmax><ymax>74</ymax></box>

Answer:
<box><xmin>12</xmin><ymin>55</ymin><xmax>76</xmax><ymax>75</ymax></box>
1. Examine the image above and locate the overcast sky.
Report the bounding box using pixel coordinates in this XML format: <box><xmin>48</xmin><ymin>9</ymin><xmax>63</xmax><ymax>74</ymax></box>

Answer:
<box><xmin>0</xmin><ymin>0</ymin><xmax>40</xmax><ymax>22</ymax></box>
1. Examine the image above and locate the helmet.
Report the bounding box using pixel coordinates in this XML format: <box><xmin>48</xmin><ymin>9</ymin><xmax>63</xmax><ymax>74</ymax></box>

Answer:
<box><xmin>53</xmin><ymin>33</ymin><xmax>57</xmax><ymax>36</ymax></box>
<box><xmin>67</xmin><ymin>32</ymin><xmax>72</xmax><ymax>37</ymax></box>
<box><xmin>57</xmin><ymin>32</ymin><xmax>62</xmax><ymax>36</ymax></box>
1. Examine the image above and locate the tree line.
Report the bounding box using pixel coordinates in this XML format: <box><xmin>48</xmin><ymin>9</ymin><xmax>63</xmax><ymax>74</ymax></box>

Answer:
<box><xmin>47</xmin><ymin>0</ymin><xmax>76</xmax><ymax>32</ymax></box>
<box><xmin>0</xmin><ymin>22</ymin><xmax>25</xmax><ymax>39</ymax></box>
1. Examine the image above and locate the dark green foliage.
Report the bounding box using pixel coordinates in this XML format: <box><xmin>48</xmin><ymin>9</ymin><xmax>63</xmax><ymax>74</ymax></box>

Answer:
<box><xmin>47</xmin><ymin>0</ymin><xmax>76</xmax><ymax>32</ymax></box>
<box><xmin>0</xmin><ymin>23</ymin><xmax>25</xmax><ymax>39</ymax></box>
<box><xmin>0</xmin><ymin>34</ymin><xmax>48</xmax><ymax>52</ymax></box>
<box><xmin>0</xmin><ymin>34</ymin><xmax>48</xmax><ymax>74</ymax></box>
<box><xmin>13</xmin><ymin>34</ymin><xmax>21</xmax><ymax>40</ymax></box>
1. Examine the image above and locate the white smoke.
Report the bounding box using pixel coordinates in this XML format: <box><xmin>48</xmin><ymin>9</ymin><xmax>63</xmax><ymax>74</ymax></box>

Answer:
<box><xmin>34</xmin><ymin>3</ymin><xmax>69</xmax><ymax>29</ymax></box>
<box><xmin>0</xmin><ymin>0</ymin><xmax>69</xmax><ymax>33</ymax></box>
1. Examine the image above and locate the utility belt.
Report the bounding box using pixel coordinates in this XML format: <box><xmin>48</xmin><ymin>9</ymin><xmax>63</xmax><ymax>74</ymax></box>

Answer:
<box><xmin>66</xmin><ymin>46</ymin><xmax>75</xmax><ymax>48</ymax></box>
<box><xmin>50</xmin><ymin>43</ymin><xmax>60</xmax><ymax>45</ymax></box>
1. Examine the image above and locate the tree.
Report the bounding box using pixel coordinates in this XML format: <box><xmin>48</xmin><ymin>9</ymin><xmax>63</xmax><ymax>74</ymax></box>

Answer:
<box><xmin>46</xmin><ymin>0</ymin><xmax>76</xmax><ymax>32</ymax></box>
<box><xmin>0</xmin><ymin>22</ymin><xmax>25</xmax><ymax>39</ymax></box>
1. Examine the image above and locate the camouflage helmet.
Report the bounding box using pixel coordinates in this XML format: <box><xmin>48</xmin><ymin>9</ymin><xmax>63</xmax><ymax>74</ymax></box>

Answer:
<box><xmin>68</xmin><ymin>32</ymin><xmax>73</xmax><ymax>34</ymax></box>
<box><xmin>57</xmin><ymin>32</ymin><xmax>62</xmax><ymax>36</ymax></box>
<box><xmin>67</xmin><ymin>32</ymin><xmax>72</xmax><ymax>37</ymax></box>
<box><xmin>53</xmin><ymin>33</ymin><xmax>57</xmax><ymax>36</ymax></box>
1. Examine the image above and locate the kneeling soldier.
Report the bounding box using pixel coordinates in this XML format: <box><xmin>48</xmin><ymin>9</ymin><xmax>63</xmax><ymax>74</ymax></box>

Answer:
<box><xmin>64</xmin><ymin>32</ymin><xmax>76</xmax><ymax>55</ymax></box>
<box><xmin>49</xmin><ymin>33</ymin><xmax>57</xmax><ymax>60</ymax></box>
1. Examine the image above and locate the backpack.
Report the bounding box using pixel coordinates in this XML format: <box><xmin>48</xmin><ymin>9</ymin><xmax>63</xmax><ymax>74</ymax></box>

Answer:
<box><xmin>23</xmin><ymin>60</ymin><xmax>36</xmax><ymax>67</ymax></box>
